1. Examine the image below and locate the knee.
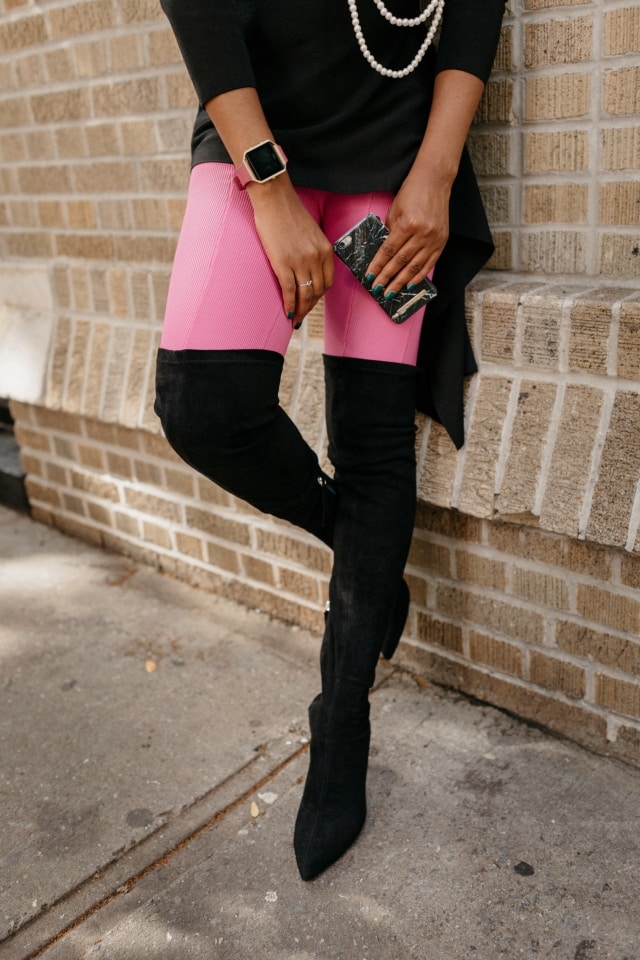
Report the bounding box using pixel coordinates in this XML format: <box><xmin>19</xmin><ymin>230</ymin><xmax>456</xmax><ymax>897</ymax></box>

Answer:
<box><xmin>154</xmin><ymin>350</ymin><xmax>282</xmax><ymax>468</ymax></box>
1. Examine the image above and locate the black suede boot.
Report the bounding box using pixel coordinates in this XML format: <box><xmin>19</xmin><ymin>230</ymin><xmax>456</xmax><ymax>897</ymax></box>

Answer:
<box><xmin>155</xmin><ymin>347</ymin><xmax>409</xmax><ymax>660</ymax></box>
<box><xmin>294</xmin><ymin>355</ymin><xmax>418</xmax><ymax>881</ymax></box>
<box><xmin>154</xmin><ymin>348</ymin><xmax>336</xmax><ymax>544</ymax></box>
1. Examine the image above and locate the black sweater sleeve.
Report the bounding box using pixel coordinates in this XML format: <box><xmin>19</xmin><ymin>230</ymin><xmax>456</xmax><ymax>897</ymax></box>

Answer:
<box><xmin>160</xmin><ymin>0</ymin><xmax>255</xmax><ymax>106</ymax></box>
<box><xmin>435</xmin><ymin>0</ymin><xmax>507</xmax><ymax>84</ymax></box>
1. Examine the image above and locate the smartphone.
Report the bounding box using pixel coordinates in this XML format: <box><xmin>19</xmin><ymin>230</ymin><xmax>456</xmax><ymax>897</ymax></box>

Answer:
<box><xmin>333</xmin><ymin>213</ymin><xmax>437</xmax><ymax>323</ymax></box>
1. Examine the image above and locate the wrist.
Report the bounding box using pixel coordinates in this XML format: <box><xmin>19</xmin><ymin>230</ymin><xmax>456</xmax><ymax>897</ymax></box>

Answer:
<box><xmin>246</xmin><ymin>171</ymin><xmax>296</xmax><ymax>206</ymax></box>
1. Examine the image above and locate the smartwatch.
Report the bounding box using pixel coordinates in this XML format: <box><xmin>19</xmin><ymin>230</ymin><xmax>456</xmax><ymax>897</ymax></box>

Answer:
<box><xmin>235</xmin><ymin>140</ymin><xmax>288</xmax><ymax>188</ymax></box>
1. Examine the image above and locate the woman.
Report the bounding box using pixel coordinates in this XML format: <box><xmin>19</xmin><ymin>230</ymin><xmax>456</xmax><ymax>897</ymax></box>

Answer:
<box><xmin>155</xmin><ymin>0</ymin><xmax>506</xmax><ymax>881</ymax></box>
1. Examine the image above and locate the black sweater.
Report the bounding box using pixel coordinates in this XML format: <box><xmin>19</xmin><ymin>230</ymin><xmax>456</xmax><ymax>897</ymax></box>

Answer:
<box><xmin>160</xmin><ymin>0</ymin><xmax>507</xmax><ymax>447</ymax></box>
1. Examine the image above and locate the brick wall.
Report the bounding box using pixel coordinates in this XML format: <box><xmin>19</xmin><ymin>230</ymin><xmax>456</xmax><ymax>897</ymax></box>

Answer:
<box><xmin>2</xmin><ymin>0</ymin><xmax>640</xmax><ymax>765</ymax></box>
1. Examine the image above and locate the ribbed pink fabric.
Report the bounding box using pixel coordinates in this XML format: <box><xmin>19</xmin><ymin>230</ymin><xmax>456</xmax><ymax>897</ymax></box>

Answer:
<box><xmin>161</xmin><ymin>163</ymin><xmax>428</xmax><ymax>365</ymax></box>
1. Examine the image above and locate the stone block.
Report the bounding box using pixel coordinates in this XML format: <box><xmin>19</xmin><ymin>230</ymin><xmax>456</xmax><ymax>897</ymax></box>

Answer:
<box><xmin>147</xmin><ymin>26</ymin><xmax>182</xmax><ymax>66</ymax></box>
<box><xmin>436</xmin><ymin>583</ymin><xmax>544</xmax><ymax>644</ymax></box>
<box><xmin>0</xmin><ymin>133</ymin><xmax>27</xmax><ymax>164</ymax></box>
<box><xmin>408</xmin><ymin>536</ymin><xmax>452</xmax><ymax>577</ymax></box>
<box><xmin>278</xmin><ymin>566</ymin><xmax>319</xmax><ymax>603</ymax></box>
<box><xmin>255</xmin><ymin>528</ymin><xmax>332</xmax><ymax>575</ymax></box>
<box><xmin>82</xmin><ymin>322</ymin><xmax>110</xmax><ymax>418</ymax></box>
<box><xmin>480</xmin><ymin>185</ymin><xmax>511</xmax><ymax>224</ymax></box>
<box><xmin>523</xmin><ymin>131</ymin><xmax>589</xmax><ymax>173</ymax></box>
<box><xmin>417</xmin><ymin>419</ymin><xmax>458</xmax><ymax>508</ymax></box>
<box><xmin>455</xmin><ymin>550</ymin><xmax>507</xmax><ymax>591</ymax></box>
<box><xmin>185</xmin><ymin>506</ymin><xmax>251</xmax><ymax>546</ymax></box>
<box><xmin>137</xmin><ymin>158</ymin><xmax>190</xmax><ymax>193</ymax></box>
<box><xmin>523</xmin><ymin>0</ymin><xmax>589</xmax><ymax>7</ymax></box>
<box><xmin>132</xmin><ymin>459</ymin><xmax>162</xmax><ymax>488</ymax></box>
<box><xmin>556</xmin><ymin>620</ymin><xmax>640</xmax><ymax>676</ymax></box>
<box><xmin>67</xmin><ymin>199</ymin><xmax>97</xmax><ymax>229</ymax></box>
<box><xmin>587</xmin><ymin>391</ymin><xmax>640</xmax><ymax>547</ymax></box>
<box><xmin>524</xmin><ymin>184</ymin><xmax>588</xmax><ymax>224</ymax></box>
<box><xmin>622</xmin><ymin>552</ymin><xmax>640</xmax><ymax>589</ymax></box>
<box><xmin>577</xmin><ymin>584</ymin><xmax>640</xmax><ymax>635</ymax></box>
<box><xmin>467</xmin><ymin>133</ymin><xmax>511</xmax><ymax>176</ymax></box>
<box><xmin>570</xmin><ymin>287</ymin><xmax>631</xmax><ymax>374</ymax></box>
<box><xmin>100</xmin><ymin>326</ymin><xmax>132</xmax><ymax>422</ymax></box>
<box><xmin>521</xmin><ymin>231</ymin><xmax>587</xmax><ymax>275</ymax></box>
<box><xmin>0</xmin><ymin>13</ymin><xmax>46</xmax><ymax>51</ymax></box>
<box><xmin>70</xmin><ymin>468</ymin><xmax>120</xmax><ymax>503</ymax></box>
<box><xmin>525</xmin><ymin>74</ymin><xmax>590</xmax><ymax>121</ymax></box>
<box><xmin>74</xmin><ymin>39</ymin><xmax>107</xmax><ymax>78</ymax></box>
<box><xmin>54</xmin><ymin>125</ymin><xmax>86</xmax><ymax>159</ymax></box>
<box><xmin>539</xmin><ymin>385</ymin><xmax>603</xmax><ymax>538</ymax></box>
<box><xmin>175</xmin><ymin>532</ymin><xmax>204</xmax><ymax>561</ymax></box>
<box><xmin>108</xmin><ymin>33</ymin><xmax>144</xmax><ymax>72</ymax></box>
<box><xmin>31</xmin><ymin>88</ymin><xmax>89</xmax><ymax>123</ymax></box>
<box><xmin>456</xmin><ymin>376</ymin><xmax>513</xmax><ymax>518</ymax></box>
<box><xmin>497</xmin><ymin>380</ymin><xmax>557</xmax><ymax>518</ymax></box>
<box><xmin>92</xmin><ymin>77</ymin><xmax>162</xmax><ymax>116</ymax></box>
<box><xmin>204</xmin><ymin>540</ymin><xmax>240</xmax><ymax>574</ymax></box>
<box><xmin>18</xmin><ymin>164</ymin><xmax>72</xmax><ymax>195</ymax></box>
<box><xmin>414</xmin><ymin>503</ymin><xmax>482</xmax><ymax>542</ymax></box>
<box><xmin>142</xmin><ymin>520</ymin><xmax>172</xmax><ymax>551</ymax></box>
<box><xmin>45</xmin><ymin>462</ymin><xmax>67</xmax><ymax>487</ymax></box>
<box><xmin>166</xmin><ymin>72</ymin><xmax>197</xmax><ymax>110</ymax></box>
<box><xmin>416</xmin><ymin>612</ymin><xmax>463</xmax><ymax>653</ymax></box>
<box><xmin>114</xmin><ymin>510</ymin><xmax>140</xmax><ymax>538</ymax></box>
<box><xmin>85</xmin><ymin>123</ymin><xmax>119</xmax><ymax>157</ymax></box>
<box><xmin>65</xmin><ymin>319</ymin><xmax>91</xmax><ymax>413</ymax></box>
<box><xmin>529</xmin><ymin>650</ymin><xmax>586</xmax><ymax>699</ymax></box>
<box><xmin>122</xmin><ymin>328</ymin><xmax>153</xmax><ymax>428</ymax></box>
<box><xmin>47</xmin><ymin>0</ymin><xmax>115</xmax><ymax>38</ymax></box>
<box><xmin>525</xmin><ymin>16</ymin><xmax>592</xmax><ymax>67</ymax></box>
<box><xmin>77</xmin><ymin>443</ymin><xmax>105</xmax><ymax>471</ymax></box>
<box><xmin>97</xmin><ymin>198</ymin><xmax>131</xmax><ymax>231</ymax></box>
<box><xmin>511</xmin><ymin>567</ymin><xmax>570</xmax><ymax>611</ymax></box>
<box><xmin>56</xmin><ymin>234</ymin><xmax>114</xmax><ymax>261</ymax></box>
<box><xmin>599</xmin><ymin>234</ymin><xmax>640</xmax><ymax>277</ymax></box>
<box><xmin>600</xmin><ymin>182</ymin><xmax>640</xmax><ymax>225</ymax></box>
<box><xmin>595</xmin><ymin>673</ymin><xmax>640</xmax><ymax>719</ymax></box>
<box><xmin>73</xmin><ymin>160</ymin><xmax>137</xmax><ymax>193</ymax></box>
<box><xmin>478</xmin><ymin>284</ymin><xmax>537</xmax><ymax>364</ymax></box>
<box><xmin>604</xmin><ymin>6</ymin><xmax>640</xmax><ymax>55</ymax></box>
<box><xmin>120</xmin><ymin>0</ymin><xmax>161</xmax><ymax>23</ymax></box>
<box><xmin>488</xmin><ymin>521</ymin><xmax>612</xmax><ymax>578</ymax></box>
<box><xmin>86</xmin><ymin>501</ymin><xmax>111</xmax><ymax>526</ymax></box>
<box><xmin>44</xmin><ymin>47</ymin><xmax>75</xmax><ymax>83</ymax></box>
<box><xmin>604</xmin><ymin>67</ymin><xmax>640</xmax><ymax>116</ymax></box>
<box><xmin>601</xmin><ymin>127</ymin><xmax>640</xmax><ymax>171</ymax></box>
<box><xmin>120</xmin><ymin>120</ymin><xmax>156</xmax><ymax>155</ymax></box>
<box><xmin>475</xmin><ymin>79</ymin><xmax>513</xmax><ymax>124</ymax></box>
<box><xmin>105</xmin><ymin>451</ymin><xmax>134</xmax><ymax>480</ymax></box>
<box><xmin>469</xmin><ymin>630</ymin><xmax>524</xmax><ymax>677</ymax></box>
<box><xmin>112</xmin><ymin>235</ymin><xmax>175</xmax><ymax>264</ymax></box>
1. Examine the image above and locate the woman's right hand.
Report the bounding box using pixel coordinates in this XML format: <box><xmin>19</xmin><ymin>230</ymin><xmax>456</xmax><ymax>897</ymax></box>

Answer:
<box><xmin>248</xmin><ymin>176</ymin><xmax>334</xmax><ymax>325</ymax></box>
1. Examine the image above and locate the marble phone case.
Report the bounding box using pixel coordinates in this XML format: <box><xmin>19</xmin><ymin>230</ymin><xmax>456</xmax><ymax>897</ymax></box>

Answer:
<box><xmin>333</xmin><ymin>213</ymin><xmax>437</xmax><ymax>323</ymax></box>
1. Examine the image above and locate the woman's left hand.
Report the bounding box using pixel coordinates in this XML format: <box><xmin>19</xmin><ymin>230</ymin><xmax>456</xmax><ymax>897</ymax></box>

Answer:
<box><xmin>365</xmin><ymin>174</ymin><xmax>451</xmax><ymax>296</ymax></box>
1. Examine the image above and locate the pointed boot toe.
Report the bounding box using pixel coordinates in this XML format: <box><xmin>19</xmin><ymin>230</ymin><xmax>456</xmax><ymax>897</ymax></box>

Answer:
<box><xmin>294</xmin><ymin>695</ymin><xmax>370</xmax><ymax>881</ymax></box>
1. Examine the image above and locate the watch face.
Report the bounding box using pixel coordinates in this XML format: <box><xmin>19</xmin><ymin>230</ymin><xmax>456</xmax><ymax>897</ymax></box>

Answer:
<box><xmin>246</xmin><ymin>142</ymin><xmax>285</xmax><ymax>181</ymax></box>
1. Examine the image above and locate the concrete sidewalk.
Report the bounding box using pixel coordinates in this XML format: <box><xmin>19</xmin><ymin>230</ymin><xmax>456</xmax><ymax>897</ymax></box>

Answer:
<box><xmin>1</xmin><ymin>504</ymin><xmax>639</xmax><ymax>960</ymax></box>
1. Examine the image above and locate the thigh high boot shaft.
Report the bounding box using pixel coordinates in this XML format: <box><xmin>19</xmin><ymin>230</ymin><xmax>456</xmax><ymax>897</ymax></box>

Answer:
<box><xmin>154</xmin><ymin>348</ymin><xmax>335</xmax><ymax>544</ymax></box>
<box><xmin>294</xmin><ymin>355</ymin><xmax>418</xmax><ymax>881</ymax></box>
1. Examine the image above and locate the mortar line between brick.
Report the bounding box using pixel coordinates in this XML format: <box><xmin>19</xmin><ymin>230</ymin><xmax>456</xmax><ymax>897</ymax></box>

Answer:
<box><xmin>625</xmin><ymin>478</ymin><xmax>640</xmax><ymax>553</ymax></box>
<box><xmin>577</xmin><ymin>389</ymin><xmax>615</xmax><ymax>539</ymax></box>
<box><xmin>533</xmin><ymin>378</ymin><xmax>565</xmax><ymax>518</ymax></box>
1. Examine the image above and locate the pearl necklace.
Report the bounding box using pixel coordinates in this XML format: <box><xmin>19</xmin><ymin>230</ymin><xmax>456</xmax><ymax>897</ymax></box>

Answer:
<box><xmin>348</xmin><ymin>0</ymin><xmax>444</xmax><ymax>79</ymax></box>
